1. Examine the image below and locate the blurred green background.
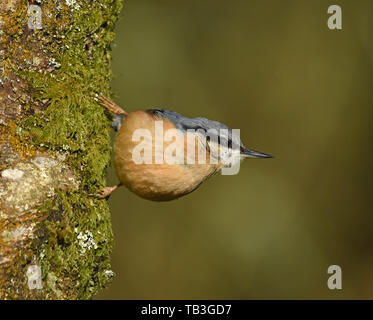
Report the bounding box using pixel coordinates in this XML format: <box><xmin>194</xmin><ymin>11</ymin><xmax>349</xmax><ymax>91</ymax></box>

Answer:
<box><xmin>96</xmin><ymin>0</ymin><xmax>373</xmax><ymax>299</ymax></box>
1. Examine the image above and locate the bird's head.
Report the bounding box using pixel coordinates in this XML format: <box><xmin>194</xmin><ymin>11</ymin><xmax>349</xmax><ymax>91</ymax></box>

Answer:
<box><xmin>147</xmin><ymin>109</ymin><xmax>273</xmax><ymax>169</ymax></box>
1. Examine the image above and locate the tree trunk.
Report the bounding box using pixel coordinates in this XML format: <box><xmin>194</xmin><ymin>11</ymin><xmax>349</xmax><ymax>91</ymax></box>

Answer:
<box><xmin>0</xmin><ymin>0</ymin><xmax>122</xmax><ymax>299</ymax></box>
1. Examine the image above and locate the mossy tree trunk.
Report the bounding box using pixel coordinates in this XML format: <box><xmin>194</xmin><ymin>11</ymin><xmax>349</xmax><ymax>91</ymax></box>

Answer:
<box><xmin>0</xmin><ymin>0</ymin><xmax>122</xmax><ymax>299</ymax></box>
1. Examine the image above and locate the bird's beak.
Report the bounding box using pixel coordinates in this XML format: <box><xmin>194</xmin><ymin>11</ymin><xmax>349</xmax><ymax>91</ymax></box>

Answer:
<box><xmin>240</xmin><ymin>147</ymin><xmax>273</xmax><ymax>159</ymax></box>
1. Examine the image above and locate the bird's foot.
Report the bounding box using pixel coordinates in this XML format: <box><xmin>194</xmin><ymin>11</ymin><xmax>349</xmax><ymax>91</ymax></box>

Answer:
<box><xmin>89</xmin><ymin>184</ymin><xmax>121</xmax><ymax>199</ymax></box>
<box><xmin>98</xmin><ymin>95</ymin><xmax>128</xmax><ymax>116</ymax></box>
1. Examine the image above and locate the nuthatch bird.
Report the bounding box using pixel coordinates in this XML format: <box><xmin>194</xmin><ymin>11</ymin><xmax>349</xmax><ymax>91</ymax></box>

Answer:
<box><xmin>92</xmin><ymin>96</ymin><xmax>272</xmax><ymax>201</ymax></box>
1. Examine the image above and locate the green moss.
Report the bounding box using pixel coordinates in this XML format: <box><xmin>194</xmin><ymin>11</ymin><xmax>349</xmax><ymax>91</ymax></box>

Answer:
<box><xmin>35</xmin><ymin>191</ymin><xmax>114</xmax><ymax>299</ymax></box>
<box><xmin>1</xmin><ymin>0</ymin><xmax>123</xmax><ymax>299</ymax></box>
<box><xmin>19</xmin><ymin>0</ymin><xmax>122</xmax><ymax>187</ymax></box>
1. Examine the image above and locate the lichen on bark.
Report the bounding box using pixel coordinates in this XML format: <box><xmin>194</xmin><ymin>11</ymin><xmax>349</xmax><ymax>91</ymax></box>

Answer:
<box><xmin>0</xmin><ymin>0</ymin><xmax>123</xmax><ymax>299</ymax></box>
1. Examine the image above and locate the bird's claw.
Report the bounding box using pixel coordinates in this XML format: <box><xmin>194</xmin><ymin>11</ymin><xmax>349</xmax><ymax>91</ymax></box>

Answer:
<box><xmin>89</xmin><ymin>187</ymin><xmax>112</xmax><ymax>199</ymax></box>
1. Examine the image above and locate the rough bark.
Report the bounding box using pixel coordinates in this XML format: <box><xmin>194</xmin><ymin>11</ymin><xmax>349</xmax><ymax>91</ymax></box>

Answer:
<box><xmin>0</xmin><ymin>0</ymin><xmax>122</xmax><ymax>299</ymax></box>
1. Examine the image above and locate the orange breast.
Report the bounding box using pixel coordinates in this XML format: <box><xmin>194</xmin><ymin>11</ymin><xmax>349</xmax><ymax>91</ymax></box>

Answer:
<box><xmin>114</xmin><ymin>111</ymin><xmax>221</xmax><ymax>201</ymax></box>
